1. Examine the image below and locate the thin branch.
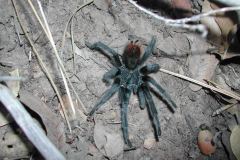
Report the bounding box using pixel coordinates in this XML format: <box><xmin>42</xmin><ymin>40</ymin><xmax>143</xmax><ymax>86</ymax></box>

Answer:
<box><xmin>159</xmin><ymin>68</ymin><xmax>240</xmax><ymax>101</ymax></box>
<box><xmin>171</xmin><ymin>6</ymin><xmax>240</xmax><ymax>24</ymax></box>
<box><xmin>212</xmin><ymin>103</ymin><xmax>237</xmax><ymax>116</ymax></box>
<box><xmin>128</xmin><ymin>0</ymin><xmax>240</xmax><ymax>37</ymax></box>
<box><xmin>0</xmin><ymin>84</ymin><xmax>65</xmax><ymax>160</ymax></box>
<box><xmin>70</xmin><ymin>19</ymin><xmax>76</xmax><ymax>74</ymax></box>
<box><xmin>60</xmin><ymin>0</ymin><xmax>94</xmax><ymax>54</ymax></box>
<box><xmin>0</xmin><ymin>76</ymin><xmax>26</xmax><ymax>81</ymax></box>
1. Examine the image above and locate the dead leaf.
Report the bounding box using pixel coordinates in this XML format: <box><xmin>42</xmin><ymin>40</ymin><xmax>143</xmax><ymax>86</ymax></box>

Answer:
<box><xmin>74</xmin><ymin>43</ymin><xmax>90</xmax><ymax>60</ymax></box>
<box><xmin>19</xmin><ymin>90</ymin><xmax>66</xmax><ymax>151</ymax></box>
<box><xmin>188</xmin><ymin>54</ymin><xmax>219</xmax><ymax>91</ymax></box>
<box><xmin>227</xmin><ymin>103</ymin><xmax>240</xmax><ymax>116</ymax></box>
<box><xmin>200</xmin><ymin>0</ymin><xmax>222</xmax><ymax>43</ymax></box>
<box><xmin>0</xmin><ymin>107</ymin><xmax>12</xmax><ymax>126</ymax></box>
<box><xmin>230</xmin><ymin>125</ymin><xmax>240</xmax><ymax>160</ymax></box>
<box><xmin>105</xmin><ymin>133</ymin><xmax>124</xmax><ymax>157</ymax></box>
<box><xmin>94</xmin><ymin>123</ymin><xmax>107</xmax><ymax>153</ymax></box>
<box><xmin>201</xmin><ymin>0</ymin><xmax>240</xmax><ymax>60</ymax></box>
<box><xmin>221</xmin><ymin>131</ymin><xmax>236</xmax><ymax>160</ymax></box>
<box><xmin>0</xmin><ymin>129</ymin><xmax>34</xmax><ymax>159</ymax></box>
<box><xmin>94</xmin><ymin>123</ymin><xmax>124</xmax><ymax>158</ymax></box>
<box><xmin>6</xmin><ymin>69</ymin><xmax>20</xmax><ymax>97</ymax></box>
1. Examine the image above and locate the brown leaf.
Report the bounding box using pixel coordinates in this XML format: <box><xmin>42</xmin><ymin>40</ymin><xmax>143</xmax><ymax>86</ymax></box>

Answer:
<box><xmin>200</xmin><ymin>0</ymin><xmax>222</xmax><ymax>44</ymax></box>
<box><xmin>6</xmin><ymin>69</ymin><xmax>20</xmax><ymax>97</ymax></box>
<box><xmin>210</xmin><ymin>3</ymin><xmax>236</xmax><ymax>38</ymax></box>
<box><xmin>201</xmin><ymin>0</ymin><xmax>240</xmax><ymax>60</ymax></box>
<box><xmin>19</xmin><ymin>90</ymin><xmax>66</xmax><ymax>151</ymax></box>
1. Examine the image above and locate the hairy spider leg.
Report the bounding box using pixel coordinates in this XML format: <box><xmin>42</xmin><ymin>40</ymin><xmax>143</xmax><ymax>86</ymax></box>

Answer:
<box><xmin>85</xmin><ymin>41</ymin><xmax>122</xmax><ymax>67</ymax></box>
<box><xmin>139</xmin><ymin>37</ymin><xmax>156</xmax><ymax>66</ymax></box>
<box><xmin>140</xmin><ymin>63</ymin><xmax>160</xmax><ymax>75</ymax></box>
<box><xmin>119</xmin><ymin>87</ymin><xmax>133</xmax><ymax>147</ymax></box>
<box><xmin>145</xmin><ymin>76</ymin><xmax>177</xmax><ymax>112</ymax></box>
<box><xmin>137</xmin><ymin>64</ymin><xmax>160</xmax><ymax>110</ymax></box>
<box><xmin>137</xmin><ymin>87</ymin><xmax>146</xmax><ymax>109</ymax></box>
<box><xmin>143</xmin><ymin>86</ymin><xmax>161</xmax><ymax>139</ymax></box>
<box><xmin>102</xmin><ymin>67</ymin><xmax>119</xmax><ymax>85</ymax></box>
<box><xmin>88</xmin><ymin>82</ymin><xmax>120</xmax><ymax>117</ymax></box>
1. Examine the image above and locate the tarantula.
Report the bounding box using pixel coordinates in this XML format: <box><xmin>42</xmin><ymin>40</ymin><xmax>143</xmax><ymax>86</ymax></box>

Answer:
<box><xmin>86</xmin><ymin>37</ymin><xmax>177</xmax><ymax>148</ymax></box>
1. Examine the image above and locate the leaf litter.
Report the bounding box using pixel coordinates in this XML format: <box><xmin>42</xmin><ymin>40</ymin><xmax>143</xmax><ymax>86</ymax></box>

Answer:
<box><xmin>94</xmin><ymin>122</ymin><xmax>124</xmax><ymax>158</ymax></box>
<box><xmin>19</xmin><ymin>90</ymin><xmax>67</xmax><ymax>151</ymax></box>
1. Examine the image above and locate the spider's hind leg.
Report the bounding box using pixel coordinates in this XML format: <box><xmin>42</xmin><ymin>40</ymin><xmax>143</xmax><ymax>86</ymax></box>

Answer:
<box><xmin>89</xmin><ymin>82</ymin><xmax>120</xmax><ymax>117</ymax></box>
<box><xmin>119</xmin><ymin>88</ymin><xmax>133</xmax><ymax>148</ymax></box>
<box><xmin>143</xmin><ymin>86</ymin><xmax>161</xmax><ymax>139</ymax></box>
<box><xmin>85</xmin><ymin>41</ymin><xmax>122</xmax><ymax>67</ymax></box>
<box><xmin>137</xmin><ymin>87</ymin><xmax>146</xmax><ymax>109</ymax></box>
<box><xmin>145</xmin><ymin>76</ymin><xmax>177</xmax><ymax>112</ymax></box>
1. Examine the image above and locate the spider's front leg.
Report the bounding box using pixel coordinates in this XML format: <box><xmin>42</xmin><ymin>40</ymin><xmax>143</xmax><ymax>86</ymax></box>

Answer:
<box><xmin>85</xmin><ymin>41</ymin><xmax>122</xmax><ymax>67</ymax></box>
<box><xmin>139</xmin><ymin>37</ymin><xmax>156</xmax><ymax>65</ymax></box>
<box><xmin>119</xmin><ymin>87</ymin><xmax>133</xmax><ymax>148</ymax></box>
<box><xmin>102</xmin><ymin>67</ymin><xmax>119</xmax><ymax>86</ymax></box>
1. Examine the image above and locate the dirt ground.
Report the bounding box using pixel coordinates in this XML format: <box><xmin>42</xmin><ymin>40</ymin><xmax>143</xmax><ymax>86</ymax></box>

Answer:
<box><xmin>0</xmin><ymin>0</ymin><xmax>239</xmax><ymax>160</ymax></box>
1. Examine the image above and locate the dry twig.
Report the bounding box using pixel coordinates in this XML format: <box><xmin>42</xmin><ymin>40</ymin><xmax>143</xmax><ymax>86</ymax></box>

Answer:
<box><xmin>0</xmin><ymin>76</ymin><xmax>25</xmax><ymax>81</ymax></box>
<box><xmin>159</xmin><ymin>68</ymin><xmax>240</xmax><ymax>101</ymax></box>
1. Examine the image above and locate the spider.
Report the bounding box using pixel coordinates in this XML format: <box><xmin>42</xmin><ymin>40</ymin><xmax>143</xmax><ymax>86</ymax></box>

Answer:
<box><xmin>86</xmin><ymin>37</ymin><xmax>177</xmax><ymax>148</ymax></box>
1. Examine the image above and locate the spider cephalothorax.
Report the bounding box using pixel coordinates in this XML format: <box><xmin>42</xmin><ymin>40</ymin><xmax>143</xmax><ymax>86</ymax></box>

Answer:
<box><xmin>86</xmin><ymin>37</ymin><xmax>177</xmax><ymax>148</ymax></box>
<box><xmin>122</xmin><ymin>41</ymin><xmax>141</xmax><ymax>70</ymax></box>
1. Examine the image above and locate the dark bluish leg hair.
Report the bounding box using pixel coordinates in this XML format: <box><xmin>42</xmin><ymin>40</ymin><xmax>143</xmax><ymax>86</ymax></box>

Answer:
<box><xmin>142</xmin><ymin>86</ymin><xmax>161</xmax><ymax>139</ymax></box>
<box><xmin>102</xmin><ymin>67</ymin><xmax>119</xmax><ymax>85</ymax></box>
<box><xmin>89</xmin><ymin>82</ymin><xmax>120</xmax><ymax>116</ymax></box>
<box><xmin>140</xmin><ymin>64</ymin><xmax>160</xmax><ymax>75</ymax></box>
<box><xmin>137</xmin><ymin>87</ymin><xmax>146</xmax><ymax>109</ymax></box>
<box><xmin>139</xmin><ymin>37</ymin><xmax>156</xmax><ymax>65</ymax></box>
<box><xmin>145</xmin><ymin>76</ymin><xmax>177</xmax><ymax>112</ymax></box>
<box><xmin>85</xmin><ymin>41</ymin><xmax>122</xmax><ymax>67</ymax></box>
<box><xmin>119</xmin><ymin>87</ymin><xmax>132</xmax><ymax>147</ymax></box>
